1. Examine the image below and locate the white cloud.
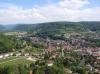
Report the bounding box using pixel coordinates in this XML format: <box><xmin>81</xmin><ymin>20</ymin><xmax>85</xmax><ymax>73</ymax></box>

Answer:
<box><xmin>0</xmin><ymin>0</ymin><xmax>100</xmax><ymax>24</ymax></box>
<box><xmin>79</xmin><ymin>7</ymin><xmax>100</xmax><ymax>21</ymax></box>
<box><xmin>59</xmin><ymin>0</ymin><xmax>89</xmax><ymax>9</ymax></box>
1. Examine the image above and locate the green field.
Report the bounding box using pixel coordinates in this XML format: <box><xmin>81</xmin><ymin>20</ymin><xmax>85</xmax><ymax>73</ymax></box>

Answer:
<box><xmin>0</xmin><ymin>56</ymin><xmax>33</xmax><ymax>67</ymax></box>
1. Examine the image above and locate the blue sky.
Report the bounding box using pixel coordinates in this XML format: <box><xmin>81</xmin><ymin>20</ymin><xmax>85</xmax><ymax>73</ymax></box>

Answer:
<box><xmin>90</xmin><ymin>0</ymin><xmax>100</xmax><ymax>7</ymax></box>
<box><xmin>0</xmin><ymin>0</ymin><xmax>100</xmax><ymax>24</ymax></box>
<box><xmin>0</xmin><ymin>0</ymin><xmax>100</xmax><ymax>8</ymax></box>
<box><xmin>0</xmin><ymin>0</ymin><xmax>58</xmax><ymax>8</ymax></box>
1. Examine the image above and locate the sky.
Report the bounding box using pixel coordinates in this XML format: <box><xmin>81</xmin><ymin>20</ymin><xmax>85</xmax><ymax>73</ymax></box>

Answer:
<box><xmin>0</xmin><ymin>0</ymin><xmax>100</xmax><ymax>24</ymax></box>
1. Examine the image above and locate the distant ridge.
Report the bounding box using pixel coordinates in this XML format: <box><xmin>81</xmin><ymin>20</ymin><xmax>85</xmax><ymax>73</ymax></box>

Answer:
<box><xmin>13</xmin><ymin>21</ymin><xmax>100</xmax><ymax>32</ymax></box>
<box><xmin>0</xmin><ymin>25</ymin><xmax>6</xmax><ymax>31</ymax></box>
<box><xmin>0</xmin><ymin>21</ymin><xmax>100</xmax><ymax>32</ymax></box>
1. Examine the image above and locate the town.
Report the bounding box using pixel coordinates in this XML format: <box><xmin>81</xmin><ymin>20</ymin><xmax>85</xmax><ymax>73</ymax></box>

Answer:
<box><xmin>0</xmin><ymin>31</ymin><xmax>100</xmax><ymax>74</ymax></box>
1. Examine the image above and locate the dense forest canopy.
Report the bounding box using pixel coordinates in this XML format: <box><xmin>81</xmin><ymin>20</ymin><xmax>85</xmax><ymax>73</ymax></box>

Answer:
<box><xmin>0</xmin><ymin>33</ymin><xmax>25</xmax><ymax>53</ymax></box>
<box><xmin>80</xmin><ymin>22</ymin><xmax>100</xmax><ymax>31</ymax></box>
<box><xmin>0</xmin><ymin>33</ymin><xmax>14</xmax><ymax>53</ymax></box>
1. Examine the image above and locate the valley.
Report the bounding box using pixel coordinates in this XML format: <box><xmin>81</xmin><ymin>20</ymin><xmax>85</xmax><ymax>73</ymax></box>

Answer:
<box><xmin>0</xmin><ymin>22</ymin><xmax>100</xmax><ymax>74</ymax></box>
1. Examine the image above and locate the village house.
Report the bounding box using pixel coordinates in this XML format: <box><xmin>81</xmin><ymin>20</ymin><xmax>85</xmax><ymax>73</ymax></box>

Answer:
<box><xmin>86</xmin><ymin>49</ymin><xmax>92</xmax><ymax>55</ymax></box>
<box><xmin>95</xmin><ymin>57</ymin><xmax>100</xmax><ymax>63</ymax></box>
<box><xmin>47</xmin><ymin>60</ymin><xmax>53</xmax><ymax>67</ymax></box>
<box><xmin>86</xmin><ymin>64</ymin><xmax>93</xmax><ymax>71</ymax></box>
<box><xmin>92</xmin><ymin>50</ymin><xmax>100</xmax><ymax>64</ymax></box>
<box><xmin>92</xmin><ymin>51</ymin><xmax>100</xmax><ymax>57</ymax></box>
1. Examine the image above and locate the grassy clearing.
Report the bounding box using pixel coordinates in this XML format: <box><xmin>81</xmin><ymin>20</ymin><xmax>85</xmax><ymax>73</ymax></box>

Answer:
<box><xmin>0</xmin><ymin>56</ymin><xmax>33</xmax><ymax>67</ymax></box>
<box><xmin>0</xmin><ymin>56</ymin><xmax>18</xmax><ymax>63</ymax></box>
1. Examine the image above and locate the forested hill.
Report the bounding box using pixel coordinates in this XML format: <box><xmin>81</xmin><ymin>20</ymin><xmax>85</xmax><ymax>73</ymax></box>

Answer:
<box><xmin>1</xmin><ymin>21</ymin><xmax>100</xmax><ymax>32</ymax></box>
<box><xmin>14</xmin><ymin>22</ymin><xmax>87</xmax><ymax>32</ymax></box>
<box><xmin>33</xmin><ymin>22</ymin><xmax>88</xmax><ymax>37</ymax></box>
<box><xmin>0</xmin><ymin>25</ymin><xmax>5</xmax><ymax>31</ymax></box>
<box><xmin>13</xmin><ymin>21</ymin><xmax>100</xmax><ymax>32</ymax></box>
<box><xmin>13</xmin><ymin>24</ymin><xmax>37</xmax><ymax>32</ymax></box>
<box><xmin>80</xmin><ymin>22</ymin><xmax>100</xmax><ymax>31</ymax></box>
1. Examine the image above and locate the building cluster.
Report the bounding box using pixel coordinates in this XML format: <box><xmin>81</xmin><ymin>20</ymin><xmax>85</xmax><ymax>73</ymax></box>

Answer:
<box><xmin>31</xmin><ymin>36</ymin><xmax>100</xmax><ymax>61</ymax></box>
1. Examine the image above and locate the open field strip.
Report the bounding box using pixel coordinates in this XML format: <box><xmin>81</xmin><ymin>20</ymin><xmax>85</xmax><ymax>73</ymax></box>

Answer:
<box><xmin>0</xmin><ymin>56</ymin><xmax>33</xmax><ymax>67</ymax></box>
<box><xmin>0</xmin><ymin>58</ymin><xmax>23</xmax><ymax>65</ymax></box>
<box><xmin>0</xmin><ymin>56</ymin><xmax>19</xmax><ymax>63</ymax></box>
